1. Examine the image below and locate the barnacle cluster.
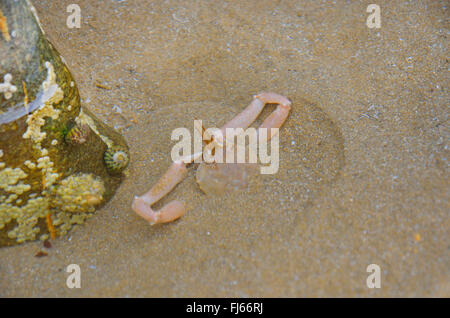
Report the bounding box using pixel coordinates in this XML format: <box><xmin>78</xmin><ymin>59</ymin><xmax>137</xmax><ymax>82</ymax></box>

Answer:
<box><xmin>51</xmin><ymin>173</ymin><xmax>104</xmax><ymax>213</ymax></box>
<box><xmin>22</xmin><ymin>62</ymin><xmax>63</xmax><ymax>143</ymax></box>
<box><xmin>50</xmin><ymin>173</ymin><xmax>105</xmax><ymax>236</ymax></box>
<box><xmin>0</xmin><ymin>163</ymin><xmax>105</xmax><ymax>242</ymax></box>
<box><xmin>0</xmin><ymin>163</ymin><xmax>48</xmax><ymax>243</ymax></box>
<box><xmin>0</xmin><ymin>73</ymin><xmax>17</xmax><ymax>100</ymax></box>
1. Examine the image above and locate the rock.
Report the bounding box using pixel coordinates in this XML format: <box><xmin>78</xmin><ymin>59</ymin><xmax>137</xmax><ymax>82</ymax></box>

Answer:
<box><xmin>0</xmin><ymin>0</ymin><xmax>129</xmax><ymax>246</ymax></box>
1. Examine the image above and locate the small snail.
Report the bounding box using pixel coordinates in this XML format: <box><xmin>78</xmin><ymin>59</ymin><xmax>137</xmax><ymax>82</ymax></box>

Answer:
<box><xmin>104</xmin><ymin>145</ymin><xmax>129</xmax><ymax>174</ymax></box>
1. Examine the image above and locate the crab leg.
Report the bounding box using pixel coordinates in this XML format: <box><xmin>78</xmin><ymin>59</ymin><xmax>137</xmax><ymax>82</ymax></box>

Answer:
<box><xmin>132</xmin><ymin>161</ymin><xmax>188</xmax><ymax>224</ymax></box>
<box><xmin>221</xmin><ymin>92</ymin><xmax>291</xmax><ymax>133</ymax></box>
<box><xmin>257</xmin><ymin>100</ymin><xmax>291</xmax><ymax>142</ymax></box>
<box><xmin>217</xmin><ymin>92</ymin><xmax>291</xmax><ymax>147</ymax></box>
<box><xmin>194</xmin><ymin>92</ymin><xmax>291</xmax><ymax>145</ymax></box>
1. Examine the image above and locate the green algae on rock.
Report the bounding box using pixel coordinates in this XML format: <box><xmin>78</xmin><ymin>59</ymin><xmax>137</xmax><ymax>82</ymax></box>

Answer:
<box><xmin>0</xmin><ymin>0</ymin><xmax>129</xmax><ymax>246</ymax></box>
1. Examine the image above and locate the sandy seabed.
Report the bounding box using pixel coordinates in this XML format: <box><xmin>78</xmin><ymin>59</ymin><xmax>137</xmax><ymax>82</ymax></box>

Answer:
<box><xmin>0</xmin><ymin>0</ymin><xmax>448</xmax><ymax>297</ymax></box>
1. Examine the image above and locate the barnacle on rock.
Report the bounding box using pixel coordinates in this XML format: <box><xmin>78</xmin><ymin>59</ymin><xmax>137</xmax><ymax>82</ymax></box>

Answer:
<box><xmin>50</xmin><ymin>173</ymin><xmax>105</xmax><ymax>213</ymax></box>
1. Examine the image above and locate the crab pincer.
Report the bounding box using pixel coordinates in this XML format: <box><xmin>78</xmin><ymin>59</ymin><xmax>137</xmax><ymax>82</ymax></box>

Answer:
<box><xmin>132</xmin><ymin>161</ymin><xmax>188</xmax><ymax>224</ymax></box>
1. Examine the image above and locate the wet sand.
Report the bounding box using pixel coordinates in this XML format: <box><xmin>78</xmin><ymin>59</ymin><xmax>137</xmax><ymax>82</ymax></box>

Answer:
<box><xmin>0</xmin><ymin>0</ymin><xmax>448</xmax><ymax>297</ymax></box>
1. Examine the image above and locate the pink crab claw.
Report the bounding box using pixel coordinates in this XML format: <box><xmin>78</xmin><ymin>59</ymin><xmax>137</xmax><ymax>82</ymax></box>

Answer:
<box><xmin>132</xmin><ymin>196</ymin><xmax>186</xmax><ymax>225</ymax></box>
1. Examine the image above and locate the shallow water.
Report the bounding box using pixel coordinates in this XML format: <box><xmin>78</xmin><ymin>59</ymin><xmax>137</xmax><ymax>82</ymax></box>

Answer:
<box><xmin>0</xmin><ymin>0</ymin><xmax>448</xmax><ymax>297</ymax></box>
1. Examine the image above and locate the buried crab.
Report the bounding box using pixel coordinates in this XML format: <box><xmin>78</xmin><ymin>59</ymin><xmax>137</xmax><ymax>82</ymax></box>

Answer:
<box><xmin>132</xmin><ymin>92</ymin><xmax>292</xmax><ymax>224</ymax></box>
